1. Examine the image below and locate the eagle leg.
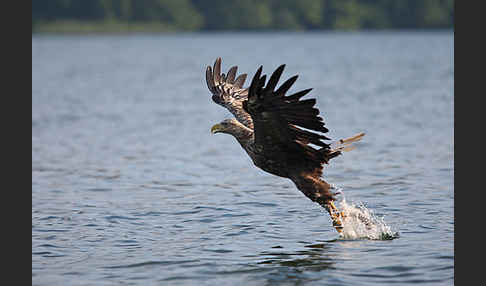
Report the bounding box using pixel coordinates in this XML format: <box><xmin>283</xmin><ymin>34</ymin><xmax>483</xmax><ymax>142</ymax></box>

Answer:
<box><xmin>324</xmin><ymin>201</ymin><xmax>346</xmax><ymax>234</ymax></box>
<box><xmin>290</xmin><ymin>174</ymin><xmax>347</xmax><ymax>235</ymax></box>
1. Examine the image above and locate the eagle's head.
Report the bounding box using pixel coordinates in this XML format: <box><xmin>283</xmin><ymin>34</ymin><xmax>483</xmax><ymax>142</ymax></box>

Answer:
<box><xmin>210</xmin><ymin>118</ymin><xmax>242</xmax><ymax>135</ymax></box>
<box><xmin>210</xmin><ymin>118</ymin><xmax>254</xmax><ymax>143</ymax></box>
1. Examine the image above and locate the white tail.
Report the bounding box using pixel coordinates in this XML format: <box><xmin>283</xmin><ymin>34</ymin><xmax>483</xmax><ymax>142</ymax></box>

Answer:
<box><xmin>330</xmin><ymin>132</ymin><xmax>365</xmax><ymax>153</ymax></box>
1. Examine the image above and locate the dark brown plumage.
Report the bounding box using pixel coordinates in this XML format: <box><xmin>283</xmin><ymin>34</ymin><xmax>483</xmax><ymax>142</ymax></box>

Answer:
<box><xmin>207</xmin><ymin>57</ymin><xmax>365</xmax><ymax>233</ymax></box>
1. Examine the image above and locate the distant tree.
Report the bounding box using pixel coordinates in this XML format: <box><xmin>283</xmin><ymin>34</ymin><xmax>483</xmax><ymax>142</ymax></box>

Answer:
<box><xmin>192</xmin><ymin>0</ymin><xmax>272</xmax><ymax>30</ymax></box>
<box><xmin>369</xmin><ymin>0</ymin><xmax>453</xmax><ymax>29</ymax></box>
<box><xmin>419</xmin><ymin>0</ymin><xmax>454</xmax><ymax>27</ymax></box>
<box><xmin>326</xmin><ymin>0</ymin><xmax>364</xmax><ymax>30</ymax></box>
<box><xmin>154</xmin><ymin>0</ymin><xmax>203</xmax><ymax>30</ymax></box>
<box><xmin>32</xmin><ymin>0</ymin><xmax>454</xmax><ymax>32</ymax></box>
<box><xmin>269</xmin><ymin>0</ymin><xmax>324</xmax><ymax>29</ymax></box>
<box><xmin>110</xmin><ymin>0</ymin><xmax>132</xmax><ymax>20</ymax></box>
<box><xmin>272</xmin><ymin>8</ymin><xmax>303</xmax><ymax>30</ymax></box>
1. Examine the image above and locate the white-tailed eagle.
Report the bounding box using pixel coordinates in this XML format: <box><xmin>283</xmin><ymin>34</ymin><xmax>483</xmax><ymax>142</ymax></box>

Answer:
<box><xmin>206</xmin><ymin>58</ymin><xmax>365</xmax><ymax>234</ymax></box>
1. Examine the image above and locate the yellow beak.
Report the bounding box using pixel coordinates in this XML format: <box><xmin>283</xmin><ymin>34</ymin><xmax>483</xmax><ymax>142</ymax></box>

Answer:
<box><xmin>210</xmin><ymin>123</ymin><xmax>223</xmax><ymax>134</ymax></box>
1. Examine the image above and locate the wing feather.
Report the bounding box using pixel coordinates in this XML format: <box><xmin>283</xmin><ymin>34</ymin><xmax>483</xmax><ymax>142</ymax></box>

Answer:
<box><xmin>206</xmin><ymin>57</ymin><xmax>253</xmax><ymax>129</ymax></box>
<box><xmin>226</xmin><ymin>66</ymin><xmax>237</xmax><ymax>83</ymax></box>
<box><xmin>213</xmin><ymin>58</ymin><xmax>221</xmax><ymax>84</ymax></box>
<box><xmin>275</xmin><ymin>75</ymin><xmax>298</xmax><ymax>96</ymax></box>
<box><xmin>264</xmin><ymin>64</ymin><xmax>285</xmax><ymax>94</ymax></box>
<box><xmin>245</xmin><ymin>64</ymin><xmax>334</xmax><ymax>168</ymax></box>
<box><xmin>286</xmin><ymin>88</ymin><xmax>313</xmax><ymax>102</ymax></box>
<box><xmin>206</xmin><ymin>66</ymin><xmax>216</xmax><ymax>93</ymax></box>
<box><xmin>234</xmin><ymin>74</ymin><xmax>247</xmax><ymax>88</ymax></box>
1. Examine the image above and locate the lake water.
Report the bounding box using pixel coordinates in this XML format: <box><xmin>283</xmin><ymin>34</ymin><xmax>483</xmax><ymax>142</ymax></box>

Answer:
<box><xmin>32</xmin><ymin>31</ymin><xmax>454</xmax><ymax>285</ymax></box>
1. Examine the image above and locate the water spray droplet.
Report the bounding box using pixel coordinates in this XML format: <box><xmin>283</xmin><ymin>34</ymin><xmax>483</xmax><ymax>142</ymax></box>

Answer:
<box><xmin>330</xmin><ymin>185</ymin><xmax>399</xmax><ymax>240</ymax></box>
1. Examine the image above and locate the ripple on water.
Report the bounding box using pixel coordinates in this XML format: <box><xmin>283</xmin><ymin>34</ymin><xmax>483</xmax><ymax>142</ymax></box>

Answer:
<box><xmin>105</xmin><ymin>260</ymin><xmax>200</xmax><ymax>269</ymax></box>
<box><xmin>236</xmin><ymin>202</ymin><xmax>278</xmax><ymax>208</ymax></box>
<box><xmin>32</xmin><ymin>32</ymin><xmax>453</xmax><ymax>286</ymax></box>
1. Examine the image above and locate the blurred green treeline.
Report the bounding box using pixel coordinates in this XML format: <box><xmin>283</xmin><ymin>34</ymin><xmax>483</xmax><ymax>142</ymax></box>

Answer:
<box><xmin>32</xmin><ymin>0</ymin><xmax>454</xmax><ymax>33</ymax></box>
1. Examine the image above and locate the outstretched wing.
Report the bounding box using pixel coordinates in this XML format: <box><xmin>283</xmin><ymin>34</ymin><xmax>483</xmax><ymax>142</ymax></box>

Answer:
<box><xmin>206</xmin><ymin>57</ymin><xmax>253</xmax><ymax>129</ymax></box>
<box><xmin>243</xmin><ymin>64</ymin><xmax>339</xmax><ymax>176</ymax></box>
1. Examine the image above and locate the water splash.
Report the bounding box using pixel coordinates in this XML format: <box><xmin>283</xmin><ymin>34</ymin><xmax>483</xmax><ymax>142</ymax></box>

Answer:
<box><xmin>330</xmin><ymin>185</ymin><xmax>399</xmax><ymax>240</ymax></box>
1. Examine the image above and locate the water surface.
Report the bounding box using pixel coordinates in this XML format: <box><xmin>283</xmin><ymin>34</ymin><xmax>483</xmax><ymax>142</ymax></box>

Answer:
<box><xmin>32</xmin><ymin>31</ymin><xmax>453</xmax><ymax>285</ymax></box>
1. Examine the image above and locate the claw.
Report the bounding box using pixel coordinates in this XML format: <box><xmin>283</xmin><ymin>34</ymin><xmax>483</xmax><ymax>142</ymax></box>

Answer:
<box><xmin>326</xmin><ymin>201</ymin><xmax>346</xmax><ymax>234</ymax></box>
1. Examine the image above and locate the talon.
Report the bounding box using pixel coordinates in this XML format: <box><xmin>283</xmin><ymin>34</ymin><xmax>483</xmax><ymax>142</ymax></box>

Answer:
<box><xmin>327</xmin><ymin>201</ymin><xmax>346</xmax><ymax>234</ymax></box>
